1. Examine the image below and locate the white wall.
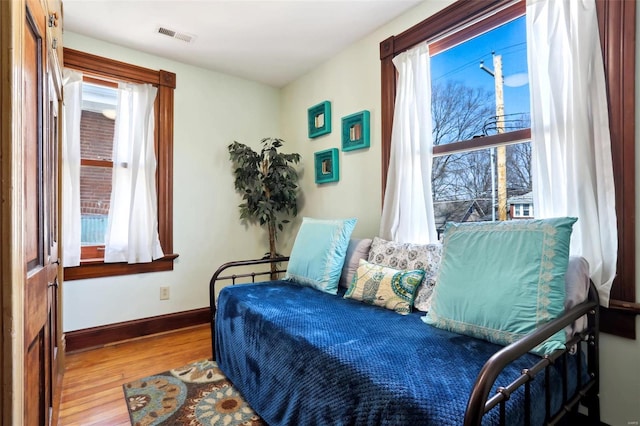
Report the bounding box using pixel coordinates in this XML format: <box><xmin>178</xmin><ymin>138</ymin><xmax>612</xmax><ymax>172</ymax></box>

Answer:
<box><xmin>280</xmin><ymin>1</ymin><xmax>640</xmax><ymax>425</ymax></box>
<box><xmin>63</xmin><ymin>32</ymin><xmax>282</xmax><ymax>332</ymax></box>
<box><xmin>280</xmin><ymin>1</ymin><xmax>454</xmax><ymax>243</ymax></box>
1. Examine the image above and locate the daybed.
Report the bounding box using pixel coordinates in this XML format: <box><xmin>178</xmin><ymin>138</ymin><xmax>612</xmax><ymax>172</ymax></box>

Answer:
<box><xmin>209</xmin><ymin>218</ymin><xmax>600</xmax><ymax>426</ymax></box>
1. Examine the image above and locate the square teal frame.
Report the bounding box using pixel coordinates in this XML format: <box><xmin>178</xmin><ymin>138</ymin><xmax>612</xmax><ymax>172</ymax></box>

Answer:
<box><xmin>314</xmin><ymin>148</ymin><xmax>339</xmax><ymax>184</ymax></box>
<box><xmin>308</xmin><ymin>101</ymin><xmax>332</xmax><ymax>138</ymax></box>
<box><xmin>341</xmin><ymin>110</ymin><xmax>370</xmax><ymax>151</ymax></box>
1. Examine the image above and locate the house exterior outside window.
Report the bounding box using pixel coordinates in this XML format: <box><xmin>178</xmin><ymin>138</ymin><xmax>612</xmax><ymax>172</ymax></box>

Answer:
<box><xmin>508</xmin><ymin>192</ymin><xmax>534</xmax><ymax>219</ymax></box>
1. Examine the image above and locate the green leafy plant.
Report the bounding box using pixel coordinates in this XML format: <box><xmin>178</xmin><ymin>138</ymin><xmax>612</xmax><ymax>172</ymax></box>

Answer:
<box><xmin>228</xmin><ymin>138</ymin><xmax>301</xmax><ymax>262</ymax></box>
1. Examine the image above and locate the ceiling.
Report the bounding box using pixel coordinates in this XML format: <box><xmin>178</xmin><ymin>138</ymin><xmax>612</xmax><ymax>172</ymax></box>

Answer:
<box><xmin>62</xmin><ymin>0</ymin><xmax>423</xmax><ymax>88</ymax></box>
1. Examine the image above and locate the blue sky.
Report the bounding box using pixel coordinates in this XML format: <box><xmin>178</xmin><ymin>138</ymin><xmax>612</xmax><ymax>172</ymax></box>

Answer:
<box><xmin>430</xmin><ymin>16</ymin><xmax>529</xmax><ymax>119</ymax></box>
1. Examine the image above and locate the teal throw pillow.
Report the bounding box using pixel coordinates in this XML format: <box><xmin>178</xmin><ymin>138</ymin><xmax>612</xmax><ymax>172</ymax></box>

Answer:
<box><xmin>423</xmin><ymin>217</ymin><xmax>577</xmax><ymax>355</ymax></box>
<box><xmin>285</xmin><ymin>217</ymin><xmax>357</xmax><ymax>294</ymax></box>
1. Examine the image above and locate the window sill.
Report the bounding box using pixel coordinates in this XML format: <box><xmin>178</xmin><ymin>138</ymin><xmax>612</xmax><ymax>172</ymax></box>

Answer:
<box><xmin>607</xmin><ymin>299</ymin><xmax>640</xmax><ymax>315</ymax></box>
<box><xmin>63</xmin><ymin>253</ymin><xmax>179</xmax><ymax>281</ymax></box>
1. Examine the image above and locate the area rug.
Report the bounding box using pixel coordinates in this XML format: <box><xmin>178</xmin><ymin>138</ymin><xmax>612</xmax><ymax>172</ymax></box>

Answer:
<box><xmin>123</xmin><ymin>359</ymin><xmax>265</xmax><ymax>426</ymax></box>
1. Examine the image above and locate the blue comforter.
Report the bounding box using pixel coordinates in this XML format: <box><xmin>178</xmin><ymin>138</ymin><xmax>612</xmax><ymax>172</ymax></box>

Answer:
<box><xmin>215</xmin><ymin>281</ymin><xmax>581</xmax><ymax>425</ymax></box>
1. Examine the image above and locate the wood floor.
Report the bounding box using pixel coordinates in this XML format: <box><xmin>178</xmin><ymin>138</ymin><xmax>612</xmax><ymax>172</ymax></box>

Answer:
<box><xmin>57</xmin><ymin>324</ymin><xmax>212</xmax><ymax>426</ymax></box>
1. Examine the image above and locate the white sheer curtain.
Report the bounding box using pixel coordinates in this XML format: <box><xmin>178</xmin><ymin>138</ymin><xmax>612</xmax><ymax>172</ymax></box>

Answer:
<box><xmin>62</xmin><ymin>68</ymin><xmax>83</xmax><ymax>267</ymax></box>
<box><xmin>527</xmin><ymin>0</ymin><xmax>617</xmax><ymax>305</ymax></box>
<box><xmin>380</xmin><ymin>42</ymin><xmax>437</xmax><ymax>244</ymax></box>
<box><xmin>104</xmin><ymin>82</ymin><xmax>164</xmax><ymax>263</ymax></box>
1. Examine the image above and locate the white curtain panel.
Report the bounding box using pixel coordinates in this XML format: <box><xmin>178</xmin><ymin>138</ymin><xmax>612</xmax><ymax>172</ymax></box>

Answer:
<box><xmin>380</xmin><ymin>42</ymin><xmax>438</xmax><ymax>244</ymax></box>
<box><xmin>104</xmin><ymin>83</ymin><xmax>164</xmax><ymax>263</ymax></box>
<box><xmin>61</xmin><ymin>68</ymin><xmax>83</xmax><ymax>267</ymax></box>
<box><xmin>527</xmin><ymin>0</ymin><xmax>617</xmax><ymax>305</ymax></box>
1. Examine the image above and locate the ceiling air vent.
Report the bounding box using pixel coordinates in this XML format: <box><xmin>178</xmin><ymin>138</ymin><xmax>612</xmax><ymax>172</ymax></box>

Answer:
<box><xmin>157</xmin><ymin>26</ymin><xmax>194</xmax><ymax>43</ymax></box>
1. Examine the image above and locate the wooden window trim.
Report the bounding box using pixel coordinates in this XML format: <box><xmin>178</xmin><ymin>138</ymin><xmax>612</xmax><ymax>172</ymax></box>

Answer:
<box><xmin>63</xmin><ymin>47</ymin><xmax>178</xmax><ymax>280</ymax></box>
<box><xmin>80</xmin><ymin>158</ymin><xmax>112</xmax><ymax>168</ymax></box>
<box><xmin>379</xmin><ymin>0</ymin><xmax>637</xmax><ymax>338</ymax></box>
<box><xmin>433</xmin><ymin>130</ymin><xmax>531</xmax><ymax>157</ymax></box>
<box><xmin>429</xmin><ymin>1</ymin><xmax>525</xmax><ymax>57</ymax></box>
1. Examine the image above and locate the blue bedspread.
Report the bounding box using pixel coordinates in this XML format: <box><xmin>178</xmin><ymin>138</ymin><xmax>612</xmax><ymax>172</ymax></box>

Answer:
<box><xmin>215</xmin><ymin>281</ymin><xmax>582</xmax><ymax>425</ymax></box>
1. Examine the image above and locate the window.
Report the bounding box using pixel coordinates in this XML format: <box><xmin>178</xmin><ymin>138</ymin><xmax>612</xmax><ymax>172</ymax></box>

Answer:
<box><xmin>510</xmin><ymin>203</ymin><xmax>532</xmax><ymax>219</ymax></box>
<box><xmin>514</xmin><ymin>205</ymin><xmax>522</xmax><ymax>217</ymax></box>
<box><xmin>63</xmin><ymin>48</ymin><xmax>177</xmax><ymax>280</ymax></box>
<box><xmin>429</xmin><ymin>4</ymin><xmax>530</xmax><ymax>234</ymax></box>
<box><xmin>79</xmin><ymin>81</ymin><xmax>116</xmax><ymax>258</ymax></box>
<box><xmin>380</xmin><ymin>0</ymin><xmax>636</xmax><ymax>338</ymax></box>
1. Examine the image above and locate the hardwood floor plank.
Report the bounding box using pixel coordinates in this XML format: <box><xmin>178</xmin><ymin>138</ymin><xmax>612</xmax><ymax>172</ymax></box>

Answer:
<box><xmin>58</xmin><ymin>324</ymin><xmax>212</xmax><ymax>425</ymax></box>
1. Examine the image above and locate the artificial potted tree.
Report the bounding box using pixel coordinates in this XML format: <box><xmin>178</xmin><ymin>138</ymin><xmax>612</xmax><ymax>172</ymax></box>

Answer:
<box><xmin>228</xmin><ymin>137</ymin><xmax>301</xmax><ymax>275</ymax></box>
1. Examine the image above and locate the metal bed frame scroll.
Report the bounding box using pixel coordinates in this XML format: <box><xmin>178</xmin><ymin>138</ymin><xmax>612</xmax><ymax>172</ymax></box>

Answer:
<box><xmin>209</xmin><ymin>257</ymin><xmax>600</xmax><ymax>426</ymax></box>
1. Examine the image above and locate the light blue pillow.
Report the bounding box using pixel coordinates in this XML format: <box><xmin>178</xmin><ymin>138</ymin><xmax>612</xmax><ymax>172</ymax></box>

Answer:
<box><xmin>423</xmin><ymin>217</ymin><xmax>576</xmax><ymax>355</ymax></box>
<box><xmin>285</xmin><ymin>217</ymin><xmax>357</xmax><ymax>294</ymax></box>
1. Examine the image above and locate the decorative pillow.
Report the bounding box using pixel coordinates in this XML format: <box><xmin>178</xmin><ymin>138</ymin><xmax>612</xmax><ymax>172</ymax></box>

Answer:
<box><xmin>285</xmin><ymin>217</ymin><xmax>357</xmax><ymax>294</ymax></box>
<box><xmin>423</xmin><ymin>218</ymin><xmax>577</xmax><ymax>355</ymax></box>
<box><xmin>339</xmin><ymin>238</ymin><xmax>373</xmax><ymax>289</ymax></box>
<box><xmin>344</xmin><ymin>259</ymin><xmax>425</xmax><ymax>315</ymax></box>
<box><xmin>367</xmin><ymin>237</ymin><xmax>442</xmax><ymax>312</ymax></box>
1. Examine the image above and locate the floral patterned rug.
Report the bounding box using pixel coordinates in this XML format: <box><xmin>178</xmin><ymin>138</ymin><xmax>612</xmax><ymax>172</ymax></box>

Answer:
<box><xmin>123</xmin><ymin>359</ymin><xmax>265</xmax><ymax>426</ymax></box>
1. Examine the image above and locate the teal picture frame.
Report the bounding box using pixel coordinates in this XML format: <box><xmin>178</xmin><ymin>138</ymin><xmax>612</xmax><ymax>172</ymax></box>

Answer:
<box><xmin>314</xmin><ymin>148</ymin><xmax>339</xmax><ymax>184</ymax></box>
<box><xmin>308</xmin><ymin>101</ymin><xmax>332</xmax><ymax>138</ymax></box>
<box><xmin>341</xmin><ymin>110</ymin><xmax>370</xmax><ymax>151</ymax></box>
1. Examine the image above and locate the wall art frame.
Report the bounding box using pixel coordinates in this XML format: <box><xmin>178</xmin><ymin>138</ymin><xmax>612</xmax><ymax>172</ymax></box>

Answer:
<box><xmin>308</xmin><ymin>101</ymin><xmax>332</xmax><ymax>138</ymax></box>
<box><xmin>314</xmin><ymin>148</ymin><xmax>339</xmax><ymax>184</ymax></box>
<box><xmin>341</xmin><ymin>110</ymin><xmax>370</xmax><ymax>151</ymax></box>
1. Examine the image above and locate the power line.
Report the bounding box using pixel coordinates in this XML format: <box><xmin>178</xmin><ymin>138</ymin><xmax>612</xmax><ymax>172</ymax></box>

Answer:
<box><xmin>432</xmin><ymin>42</ymin><xmax>527</xmax><ymax>82</ymax></box>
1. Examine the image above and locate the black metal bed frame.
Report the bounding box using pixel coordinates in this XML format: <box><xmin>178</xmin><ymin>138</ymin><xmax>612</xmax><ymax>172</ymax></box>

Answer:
<box><xmin>209</xmin><ymin>257</ymin><xmax>600</xmax><ymax>426</ymax></box>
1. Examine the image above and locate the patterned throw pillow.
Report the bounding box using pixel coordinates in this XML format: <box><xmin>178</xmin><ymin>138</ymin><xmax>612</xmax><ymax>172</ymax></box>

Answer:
<box><xmin>424</xmin><ymin>218</ymin><xmax>576</xmax><ymax>356</ymax></box>
<box><xmin>367</xmin><ymin>237</ymin><xmax>442</xmax><ymax>312</ymax></box>
<box><xmin>344</xmin><ymin>259</ymin><xmax>425</xmax><ymax>315</ymax></box>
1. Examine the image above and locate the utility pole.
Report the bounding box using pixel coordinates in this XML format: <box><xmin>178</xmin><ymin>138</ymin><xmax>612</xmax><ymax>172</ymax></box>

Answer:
<box><xmin>480</xmin><ymin>53</ymin><xmax>507</xmax><ymax>221</ymax></box>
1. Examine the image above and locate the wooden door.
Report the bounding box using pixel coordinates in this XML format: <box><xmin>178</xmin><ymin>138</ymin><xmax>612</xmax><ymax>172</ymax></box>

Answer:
<box><xmin>46</xmin><ymin>54</ymin><xmax>64</xmax><ymax>425</ymax></box>
<box><xmin>23</xmin><ymin>0</ymin><xmax>60</xmax><ymax>424</ymax></box>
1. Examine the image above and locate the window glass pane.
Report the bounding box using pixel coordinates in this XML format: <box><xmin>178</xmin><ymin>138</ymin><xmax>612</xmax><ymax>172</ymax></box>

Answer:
<box><xmin>432</xmin><ymin>141</ymin><xmax>533</xmax><ymax>235</ymax></box>
<box><xmin>429</xmin><ymin>14</ymin><xmax>532</xmax><ymax>228</ymax></box>
<box><xmin>430</xmin><ymin>15</ymin><xmax>529</xmax><ymax>145</ymax></box>
<box><xmin>505</xmin><ymin>141</ymin><xmax>532</xmax><ymax>194</ymax></box>
<box><xmin>80</xmin><ymin>165</ymin><xmax>111</xmax><ymax>245</ymax></box>
<box><xmin>79</xmin><ymin>82</ymin><xmax>116</xmax><ymax>249</ymax></box>
<box><xmin>81</xmin><ymin>82</ymin><xmax>117</xmax><ymax>161</ymax></box>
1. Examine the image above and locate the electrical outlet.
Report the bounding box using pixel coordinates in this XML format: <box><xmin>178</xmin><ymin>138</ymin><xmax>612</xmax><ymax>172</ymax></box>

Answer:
<box><xmin>160</xmin><ymin>286</ymin><xmax>170</xmax><ymax>300</ymax></box>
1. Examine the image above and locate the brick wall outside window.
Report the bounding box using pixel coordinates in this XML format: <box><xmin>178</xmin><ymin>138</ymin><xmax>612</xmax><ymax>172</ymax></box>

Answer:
<box><xmin>80</xmin><ymin>110</ymin><xmax>114</xmax><ymax>216</ymax></box>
